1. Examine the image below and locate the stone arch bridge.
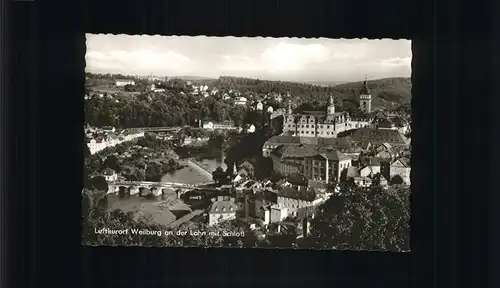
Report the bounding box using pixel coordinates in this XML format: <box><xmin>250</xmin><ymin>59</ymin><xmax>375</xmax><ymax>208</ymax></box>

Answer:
<box><xmin>107</xmin><ymin>180</ymin><xmax>213</xmax><ymax>198</ymax></box>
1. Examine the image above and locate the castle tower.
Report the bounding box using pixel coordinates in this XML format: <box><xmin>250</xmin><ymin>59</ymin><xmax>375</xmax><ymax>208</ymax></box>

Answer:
<box><xmin>327</xmin><ymin>95</ymin><xmax>335</xmax><ymax>115</ymax></box>
<box><xmin>359</xmin><ymin>76</ymin><xmax>372</xmax><ymax>113</ymax></box>
<box><xmin>287</xmin><ymin>99</ymin><xmax>292</xmax><ymax>115</ymax></box>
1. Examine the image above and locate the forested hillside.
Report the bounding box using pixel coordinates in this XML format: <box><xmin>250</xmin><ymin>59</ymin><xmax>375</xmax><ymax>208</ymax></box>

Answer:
<box><xmin>208</xmin><ymin>76</ymin><xmax>411</xmax><ymax>109</ymax></box>
<box><xmin>84</xmin><ymin>73</ymin><xmax>411</xmax><ymax>129</ymax></box>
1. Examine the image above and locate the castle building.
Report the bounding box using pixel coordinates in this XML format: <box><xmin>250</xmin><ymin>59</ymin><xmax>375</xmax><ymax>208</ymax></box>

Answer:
<box><xmin>282</xmin><ymin>96</ymin><xmax>372</xmax><ymax>138</ymax></box>
<box><xmin>269</xmin><ymin>143</ymin><xmax>352</xmax><ymax>183</ymax></box>
<box><xmin>359</xmin><ymin>77</ymin><xmax>372</xmax><ymax>113</ymax></box>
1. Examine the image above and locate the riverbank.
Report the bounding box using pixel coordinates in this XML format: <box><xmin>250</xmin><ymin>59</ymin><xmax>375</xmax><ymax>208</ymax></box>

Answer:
<box><xmin>188</xmin><ymin>159</ymin><xmax>218</xmax><ymax>178</ymax></box>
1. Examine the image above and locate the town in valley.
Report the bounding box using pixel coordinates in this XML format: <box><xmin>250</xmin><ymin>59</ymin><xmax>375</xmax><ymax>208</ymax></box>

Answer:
<box><xmin>83</xmin><ymin>35</ymin><xmax>411</xmax><ymax>251</ymax></box>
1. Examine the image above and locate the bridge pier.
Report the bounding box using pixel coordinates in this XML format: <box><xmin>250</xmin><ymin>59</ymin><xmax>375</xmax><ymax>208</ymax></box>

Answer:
<box><xmin>151</xmin><ymin>187</ymin><xmax>162</xmax><ymax>197</ymax></box>
<box><xmin>129</xmin><ymin>186</ymin><xmax>139</xmax><ymax>196</ymax></box>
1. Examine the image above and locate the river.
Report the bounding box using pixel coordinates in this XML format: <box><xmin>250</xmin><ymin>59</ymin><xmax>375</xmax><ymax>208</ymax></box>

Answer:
<box><xmin>160</xmin><ymin>157</ymin><xmax>227</xmax><ymax>184</ymax></box>
<box><xmin>105</xmin><ymin>151</ymin><xmax>227</xmax><ymax>226</ymax></box>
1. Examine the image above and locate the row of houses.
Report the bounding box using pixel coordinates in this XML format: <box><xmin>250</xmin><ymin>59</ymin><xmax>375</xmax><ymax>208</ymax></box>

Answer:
<box><xmin>86</xmin><ymin>130</ymin><xmax>144</xmax><ymax>155</ymax></box>
<box><xmin>206</xmin><ymin>183</ymin><xmax>327</xmax><ymax>227</ymax></box>
<box><xmin>263</xmin><ymin>137</ymin><xmax>411</xmax><ymax>186</ymax></box>
<box><xmin>198</xmin><ymin>120</ymin><xmax>256</xmax><ymax>133</ymax></box>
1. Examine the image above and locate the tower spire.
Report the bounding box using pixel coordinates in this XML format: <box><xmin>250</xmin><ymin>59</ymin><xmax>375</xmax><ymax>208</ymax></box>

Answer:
<box><xmin>360</xmin><ymin>74</ymin><xmax>370</xmax><ymax>95</ymax></box>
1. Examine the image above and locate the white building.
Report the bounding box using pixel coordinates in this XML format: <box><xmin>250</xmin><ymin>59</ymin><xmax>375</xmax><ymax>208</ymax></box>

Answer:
<box><xmin>282</xmin><ymin>96</ymin><xmax>372</xmax><ymax>138</ymax></box>
<box><xmin>102</xmin><ymin>168</ymin><xmax>118</xmax><ymax>182</ymax></box>
<box><xmin>256</xmin><ymin>101</ymin><xmax>264</xmax><ymax>111</ymax></box>
<box><xmin>234</xmin><ymin>97</ymin><xmax>248</xmax><ymax>106</ymax></box>
<box><xmin>115</xmin><ymin>79</ymin><xmax>135</xmax><ymax>86</ymax></box>
<box><xmin>208</xmin><ymin>200</ymin><xmax>238</xmax><ymax>226</ymax></box>
<box><xmin>202</xmin><ymin>121</ymin><xmax>236</xmax><ymax>131</ymax></box>
<box><xmin>247</xmin><ymin>124</ymin><xmax>256</xmax><ymax>133</ymax></box>
<box><xmin>389</xmin><ymin>158</ymin><xmax>411</xmax><ymax>185</ymax></box>
<box><xmin>86</xmin><ymin>131</ymin><xmax>144</xmax><ymax>155</ymax></box>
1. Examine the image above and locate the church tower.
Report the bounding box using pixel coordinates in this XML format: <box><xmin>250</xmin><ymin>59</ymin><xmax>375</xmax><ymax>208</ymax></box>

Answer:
<box><xmin>287</xmin><ymin>99</ymin><xmax>293</xmax><ymax>115</ymax></box>
<box><xmin>359</xmin><ymin>76</ymin><xmax>372</xmax><ymax>113</ymax></box>
<box><xmin>327</xmin><ymin>95</ymin><xmax>336</xmax><ymax>115</ymax></box>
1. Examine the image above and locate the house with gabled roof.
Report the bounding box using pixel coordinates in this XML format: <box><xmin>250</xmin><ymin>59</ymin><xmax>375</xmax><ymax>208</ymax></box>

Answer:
<box><xmin>102</xmin><ymin>168</ymin><xmax>118</xmax><ymax>182</ymax></box>
<box><xmin>208</xmin><ymin>199</ymin><xmax>238</xmax><ymax>226</ymax></box>
<box><xmin>389</xmin><ymin>157</ymin><xmax>411</xmax><ymax>185</ymax></box>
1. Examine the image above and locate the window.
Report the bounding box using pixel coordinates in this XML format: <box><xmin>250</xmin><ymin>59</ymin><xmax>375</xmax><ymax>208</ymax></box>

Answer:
<box><xmin>327</xmin><ymin>125</ymin><xmax>330</xmax><ymax>129</ymax></box>
<box><xmin>306</xmin><ymin>125</ymin><xmax>309</xmax><ymax>128</ymax></box>
<box><xmin>306</xmin><ymin>131</ymin><xmax>309</xmax><ymax>134</ymax></box>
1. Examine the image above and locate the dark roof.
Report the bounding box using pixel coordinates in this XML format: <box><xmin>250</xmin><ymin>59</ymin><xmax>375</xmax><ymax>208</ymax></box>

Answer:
<box><xmin>209</xmin><ymin>200</ymin><xmax>238</xmax><ymax>214</ymax></box>
<box><xmin>270</xmin><ymin>145</ymin><xmax>288</xmax><ymax>157</ymax></box>
<box><xmin>317</xmin><ymin>150</ymin><xmax>351</xmax><ymax>161</ymax></box>
<box><xmin>351</xmin><ymin>128</ymin><xmax>409</xmax><ymax>145</ymax></box>
<box><xmin>302</xmin><ymin>111</ymin><xmax>327</xmax><ymax>115</ymax></box>
<box><xmin>368</xmin><ymin>157</ymin><xmax>381</xmax><ymax>166</ymax></box>
<box><xmin>391</xmin><ymin>157</ymin><xmax>410</xmax><ymax>167</ymax></box>
<box><xmin>281</xmin><ymin>145</ymin><xmax>320</xmax><ymax>159</ymax></box>
<box><xmin>273</xmin><ymin>143</ymin><xmax>350</xmax><ymax>162</ymax></box>
<box><xmin>102</xmin><ymin>168</ymin><xmax>116</xmax><ymax>175</ymax></box>
<box><xmin>265</xmin><ymin>135</ymin><xmax>301</xmax><ymax>145</ymax></box>
<box><xmin>244</xmin><ymin>181</ymin><xmax>256</xmax><ymax>188</ymax></box>
<box><xmin>277</xmin><ymin>187</ymin><xmax>316</xmax><ymax>202</ymax></box>
<box><xmin>265</xmin><ymin>135</ymin><xmax>353</xmax><ymax>148</ymax></box>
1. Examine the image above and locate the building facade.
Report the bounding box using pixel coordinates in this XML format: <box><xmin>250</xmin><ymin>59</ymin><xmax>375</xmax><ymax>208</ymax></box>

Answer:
<box><xmin>389</xmin><ymin>158</ymin><xmax>411</xmax><ymax>185</ymax></box>
<box><xmin>282</xmin><ymin>96</ymin><xmax>372</xmax><ymax>138</ymax></box>
<box><xmin>303</xmin><ymin>151</ymin><xmax>352</xmax><ymax>182</ymax></box>
<box><xmin>270</xmin><ymin>144</ymin><xmax>352</xmax><ymax>183</ymax></box>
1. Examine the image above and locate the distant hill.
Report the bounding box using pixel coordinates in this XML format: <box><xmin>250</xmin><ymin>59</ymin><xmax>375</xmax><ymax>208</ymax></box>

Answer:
<box><xmin>333</xmin><ymin>77</ymin><xmax>412</xmax><ymax>108</ymax></box>
<box><xmin>209</xmin><ymin>76</ymin><xmax>411</xmax><ymax>109</ymax></box>
<box><xmin>297</xmin><ymin>80</ymin><xmax>348</xmax><ymax>86</ymax></box>
<box><xmin>171</xmin><ymin>76</ymin><xmax>216</xmax><ymax>81</ymax></box>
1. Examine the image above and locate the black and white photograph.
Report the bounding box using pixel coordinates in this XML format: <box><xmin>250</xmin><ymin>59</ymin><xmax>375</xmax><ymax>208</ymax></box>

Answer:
<box><xmin>82</xmin><ymin>34</ymin><xmax>411</xmax><ymax>251</ymax></box>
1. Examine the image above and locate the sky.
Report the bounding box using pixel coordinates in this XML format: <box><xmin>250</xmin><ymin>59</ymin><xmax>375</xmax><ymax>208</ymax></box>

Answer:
<box><xmin>86</xmin><ymin>34</ymin><xmax>411</xmax><ymax>83</ymax></box>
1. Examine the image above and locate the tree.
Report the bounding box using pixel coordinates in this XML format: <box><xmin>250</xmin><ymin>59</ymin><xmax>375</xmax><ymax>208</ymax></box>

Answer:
<box><xmin>102</xmin><ymin>155</ymin><xmax>120</xmax><ymax>171</ymax></box>
<box><xmin>286</xmin><ymin>173</ymin><xmax>308</xmax><ymax>186</ymax></box>
<box><xmin>304</xmin><ymin>185</ymin><xmax>410</xmax><ymax>251</ymax></box>
<box><xmin>239</xmin><ymin>161</ymin><xmax>255</xmax><ymax>177</ymax></box>
<box><xmin>390</xmin><ymin>175</ymin><xmax>404</xmax><ymax>186</ymax></box>
<box><xmin>89</xmin><ymin>176</ymin><xmax>109</xmax><ymax>192</ymax></box>
<box><xmin>212</xmin><ymin>167</ymin><xmax>229</xmax><ymax>185</ymax></box>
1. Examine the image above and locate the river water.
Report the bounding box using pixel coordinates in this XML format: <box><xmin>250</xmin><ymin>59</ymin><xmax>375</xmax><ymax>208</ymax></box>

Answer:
<box><xmin>160</xmin><ymin>157</ymin><xmax>227</xmax><ymax>184</ymax></box>
<box><xmin>106</xmin><ymin>156</ymin><xmax>227</xmax><ymax>226</ymax></box>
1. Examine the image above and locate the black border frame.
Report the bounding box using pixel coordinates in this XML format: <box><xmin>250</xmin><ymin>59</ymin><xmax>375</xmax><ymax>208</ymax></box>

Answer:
<box><xmin>4</xmin><ymin>0</ymin><xmax>496</xmax><ymax>287</ymax></box>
